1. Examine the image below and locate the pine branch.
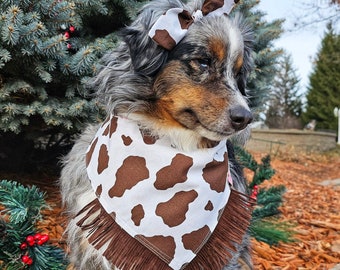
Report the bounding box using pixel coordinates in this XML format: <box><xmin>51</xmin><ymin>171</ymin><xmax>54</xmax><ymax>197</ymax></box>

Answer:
<box><xmin>250</xmin><ymin>220</ymin><xmax>294</xmax><ymax>245</ymax></box>
<box><xmin>0</xmin><ymin>180</ymin><xmax>68</xmax><ymax>269</ymax></box>
<box><xmin>0</xmin><ymin>180</ymin><xmax>47</xmax><ymax>224</ymax></box>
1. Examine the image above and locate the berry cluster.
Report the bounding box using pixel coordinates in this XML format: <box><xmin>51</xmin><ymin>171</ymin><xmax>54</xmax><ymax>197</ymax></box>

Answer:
<box><xmin>63</xmin><ymin>25</ymin><xmax>76</xmax><ymax>49</ymax></box>
<box><xmin>19</xmin><ymin>233</ymin><xmax>50</xmax><ymax>266</ymax></box>
<box><xmin>250</xmin><ymin>185</ymin><xmax>259</xmax><ymax>200</ymax></box>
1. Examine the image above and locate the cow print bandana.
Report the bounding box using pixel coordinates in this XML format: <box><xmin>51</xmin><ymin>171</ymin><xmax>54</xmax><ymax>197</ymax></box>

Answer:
<box><xmin>77</xmin><ymin>115</ymin><xmax>254</xmax><ymax>270</ymax></box>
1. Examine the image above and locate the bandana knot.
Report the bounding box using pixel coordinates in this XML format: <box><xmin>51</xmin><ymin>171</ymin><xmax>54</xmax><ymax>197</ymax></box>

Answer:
<box><xmin>148</xmin><ymin>0</ymin><xmax>239</xmax><ymax>50</ymax></box>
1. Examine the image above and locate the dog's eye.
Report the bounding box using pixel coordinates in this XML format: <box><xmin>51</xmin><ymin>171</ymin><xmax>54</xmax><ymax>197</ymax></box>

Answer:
<box><xmin>196</xmin><ymin>58</ymin><xmax>210</xmax><ymax>70</ymax></box>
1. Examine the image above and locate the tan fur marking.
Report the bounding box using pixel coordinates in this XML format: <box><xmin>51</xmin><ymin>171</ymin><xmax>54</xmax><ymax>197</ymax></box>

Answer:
<box><xmin>209</xmin><ymin>38</ymin><xmax>226</xmax><ymax>61</ymax></box>
<box><xmin>234</xmin><ymin>54</ymin><xmax>243</xmax><ymax>74</ymax></box>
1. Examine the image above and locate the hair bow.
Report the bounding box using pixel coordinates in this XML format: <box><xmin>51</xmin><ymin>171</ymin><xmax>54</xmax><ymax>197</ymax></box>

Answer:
<box><xmin>148</xmin><ymin>0</ymin><xmax>239</xmax><ymax>50</ymax></box>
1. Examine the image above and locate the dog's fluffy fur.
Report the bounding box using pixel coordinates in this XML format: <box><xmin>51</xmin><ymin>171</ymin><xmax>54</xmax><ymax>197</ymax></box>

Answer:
<box><xmin>60</xmin><ymin>0</ymin><xmax>254</xmax><ymax>269</ymax></box>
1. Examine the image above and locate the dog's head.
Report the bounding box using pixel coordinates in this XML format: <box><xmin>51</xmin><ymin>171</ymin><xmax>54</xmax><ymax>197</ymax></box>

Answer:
<box><xmin>92</xmin><ymin>0</ymin><xmax>254</xmax><ymax>150</ymax></box>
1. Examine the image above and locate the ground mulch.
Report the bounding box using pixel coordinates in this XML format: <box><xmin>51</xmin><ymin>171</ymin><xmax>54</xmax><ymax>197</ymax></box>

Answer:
<box><xmin>249</xmin><ymin>150</ymin><xmax>340</xmax><ymax>270</ymax></box>
<box><xmin>1</xmin><ymin>149</ymin><xmax>340</xmax><ymax>269</ymax></box>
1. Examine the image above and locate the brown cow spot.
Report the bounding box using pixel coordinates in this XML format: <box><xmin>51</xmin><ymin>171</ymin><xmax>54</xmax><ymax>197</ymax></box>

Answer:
<box><xmin>101</xmin><ymin>116</ymin><xmax>110</xmax><ymax>127</ymax></box>
<box><xmin>139</xmin><ymin>129</ymin><xmax>157</xmax><ymax>145</ymax></box>
<box><xmin>97</xmin><ymin>144</ymin><xmax>109</xmax><ymax>174</ymax></box>
<box><xmin>156</xmin><ymin>190</ymin><xmax>198</xmax><ymax>227</ymax></box>
<box><xmin>182</xmin><ymin>225</ymin><xmax>211</xmax><ymax>253</ymax></box>
<box><xmin>95</xmin><ymin>184</ymin><xmax>102</xmax><ymax>197</ymax></box>
<box><xmin>137</xmin><ymin>235</ymin><xmax>176</xmax><ymax>263</ymax></box>
<box><xmin>178</xmin><ymin>10</ymin><xmax>193</xmax><ymax>29</ymax></box>
<box><xmin>131</xmin><ymin>204</ymin><xmax>145</xmax><ymax>226</ymax></box>
<box><xmin>201</xmin><ymin>0</ymin><xmax>224</xmax><ymax>15</ymax></box>
<box><xmin>121</xmin><ymin>135</ymin><xmax>132</xmax><ymax>146</ymax></box>
<box><xmin>108</xmin><ymin>156</ymin><xmax>149</xmax><ymax>198</ymax></box>
<box><xmin>85</xmin><ymin>137</ymin><xmax>98</xmax><ymax>167</ymax></box>
<box><xmin>153</xmin><ymin>29</ymin><xmax>176</xmax><ymax>51</ymax></box>
<box><xmin>102</xmin><ymin>116</ymin><xmax>118</xmax><ymax>137</ymax></box>
<box><xmin>154</xmin><ymin>154</ymin><xmax>193</xmax><ymax>190</ymax></box>
<box><xmin>202</xmin><ymin>152</ymin><xmax>228</xmax><ymax>193</ymax></box>
<box><xmin>204</xmin><ymin>200</ymin><xmax>214</xmax><ymax>211</ymax></box>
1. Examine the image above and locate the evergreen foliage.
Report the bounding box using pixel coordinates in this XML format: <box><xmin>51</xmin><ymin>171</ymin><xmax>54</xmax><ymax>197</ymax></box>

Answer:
<box><xmin>265</xmin><ymin>52</ymin><xmax>303</xmax><ymax>129</ymax></box>
<box><xmin>0</xmin><ymin>180</ymin><xmax>68</xmax><ymax>269</ymax></box>
<box><xmin>0</xmin><ymin>0</ymin><xmax>283</xmax><ymax>171</ymax></box>
<box><xmin>302</xmin><ymin>23</ymin><xmax>340</xmax><ymax>131</ymax></box>
<box><xmin>234</xmin><ymin>146</ymin><xmax>292</xmax><ymax>245</ymax></box>
<box><xmin>234</xmin><ymin>0</ymin><xmax>284</xmax><ymax>114</ymax></box>
<box><xmin>0</xmin><ymin>0</ymin><xmax>145</xmax><ymax>171</ymax></box>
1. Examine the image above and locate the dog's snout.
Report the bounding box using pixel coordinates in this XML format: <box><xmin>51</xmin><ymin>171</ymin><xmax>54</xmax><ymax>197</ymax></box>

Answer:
<box><xmin>229</xmin><ymin>106</ymin><xmax>253</xmax><ymax>131</ymax></box>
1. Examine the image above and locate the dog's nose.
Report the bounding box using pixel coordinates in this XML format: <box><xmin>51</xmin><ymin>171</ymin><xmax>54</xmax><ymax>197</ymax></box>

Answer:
<box><xmin>229</xmin><ymin>106</ymin><xmax>253</xmax><ymax>131</ymax></box>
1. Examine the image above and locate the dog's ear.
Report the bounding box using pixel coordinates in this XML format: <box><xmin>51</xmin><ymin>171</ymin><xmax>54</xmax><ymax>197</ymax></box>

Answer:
<box><xmin>233</xmin><ymin>13</ymin><xmax>254</xmax><ymax>96</ymax></box>
<box><xmin>119</xmin><ymin>6</ymin><xmax>170</xmax><ymax>76</ymax></box>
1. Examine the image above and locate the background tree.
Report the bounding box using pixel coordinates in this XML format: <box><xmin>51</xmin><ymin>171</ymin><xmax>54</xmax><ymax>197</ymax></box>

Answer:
<box><xmin>292</xmin><ymin>0</ymin><xmax>339</xmax><ymax>30</ymax></box>
<box><xmin>265</xmin><ymin>52</ymin><xmax>303</xmax><ymax>129</ymax></box>
<box><xmin>0</xmin><ymin>0</ymin><xmax>145</xmax><ymax>172</ymax></box>
<box><xmin>235</xmin><ymin>0</ymin><xmax>284</xmax><ymax>115</ymax></box>
<box><xmin>302</xmin><ymin>23</ymin><xmax>340</xmax><ymax>131</ymax></box>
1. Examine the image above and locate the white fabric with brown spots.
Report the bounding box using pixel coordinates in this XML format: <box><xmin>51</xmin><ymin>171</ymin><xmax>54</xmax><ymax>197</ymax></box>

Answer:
<box><xmin>148</xmin><ymin>0</ymin><xmax>238</xmax><ymax>50</ymax></box>
<box><xmin>85</xmin><ymin>115</ymin><xmax>233</xmax><ymax>270</ymax></box>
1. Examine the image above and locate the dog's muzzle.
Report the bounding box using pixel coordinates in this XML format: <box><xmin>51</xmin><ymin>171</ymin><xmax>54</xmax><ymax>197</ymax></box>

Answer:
<box><xmin>229</xmin><ymin>106</ymin><xmax>253</xmax><ymax>131</ymax></box>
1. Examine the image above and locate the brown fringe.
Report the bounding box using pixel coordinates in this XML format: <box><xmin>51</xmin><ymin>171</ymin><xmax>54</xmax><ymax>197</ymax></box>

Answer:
<box><xmin>75</xmin><ymin>189</ymin><xmax>255</xmax><ymax>270</ymax></box>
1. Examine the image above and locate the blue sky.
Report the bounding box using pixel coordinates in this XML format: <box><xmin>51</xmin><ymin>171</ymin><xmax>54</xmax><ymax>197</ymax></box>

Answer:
<box><xmin>256</xmin><ymin>0</ymin><xmax>336</xmax><ymax>96</ymax></box>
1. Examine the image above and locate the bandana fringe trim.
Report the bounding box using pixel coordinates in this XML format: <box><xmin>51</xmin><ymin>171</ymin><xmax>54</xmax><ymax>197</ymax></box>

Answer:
<box><xmin>75</xmin><ymin>188</ymin><xmax>254</xmax><ymax>270</ymax></box>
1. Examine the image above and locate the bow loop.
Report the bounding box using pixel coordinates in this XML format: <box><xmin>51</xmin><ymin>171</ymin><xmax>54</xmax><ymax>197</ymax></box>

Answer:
<box><xmin>148</xmin><ymin>0</ymin><xmax>239</xmax><ymax>50</ymax></box>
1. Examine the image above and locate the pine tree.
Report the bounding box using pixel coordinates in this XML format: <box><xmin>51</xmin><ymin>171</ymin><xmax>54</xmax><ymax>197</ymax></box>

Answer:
<box><xmin>234</xmin><ymin>0</ymin><xmax>284</xmax><ymax>114</ymax></box>
<box><xmin>302</xmin><ymin>23</ymin><xmax>340</xmax><ymax>131</ymax></box>
<box><xmin>0</xmin><ymin>0</ymin><xmax>145</xmax><ymax>171</ymax></box>
<box><xmin>265</xmin><ymin>52</ymin><xmax>303</xmax><ymax>129</ymax></box>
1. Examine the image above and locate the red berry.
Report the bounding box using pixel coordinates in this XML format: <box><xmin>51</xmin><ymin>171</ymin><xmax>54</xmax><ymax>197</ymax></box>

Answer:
<box><xmin>37</xmin><ymin>240</ymin><xmax>44</xmax><ymax>245</ymax></box>
<box><xmin>67</xmin><ymin>43</ymin><xmax>72</xmax><ymax>49</ymax></box>
<box><xmin>25</xmin><ymin>235</ymin><xmax>34</xmax><ymax>243</ymax></box>
<box><xmin>20</xmin><ymin>242</ymin><xmax>28</xmax><ymax>250</ymax></box>
<box><xmin>69</xmin><ymin>26</ymin><xmax>75</xmax><ymax>32</ymax></box>
<box><xmin>33</xmin><ymin>233</ymin><xmax>42</xmax><ymax>241</ymax></box>
<box><xmin>27</xmin><ymin>240</ymin><xmax>35</xmax><ymax>246</ymax></box>
<box><xmin>40</xmin><ymin>234</ymin><xmax>49</xmax><ymax>243</ymax></box>
<box><xmin>21</xmin><ymin>255</ymin><xmax>29</xmax><ymax>263</ymax></box>
<box><xmin>26</xmin><ymin>258</ymin><xmax>33</xmax><ymax>265</ymax></box>
<box><xmin>64</xmin><ymin>32</ymin><xmax>70</xmax><ymax>39</ymax></box>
